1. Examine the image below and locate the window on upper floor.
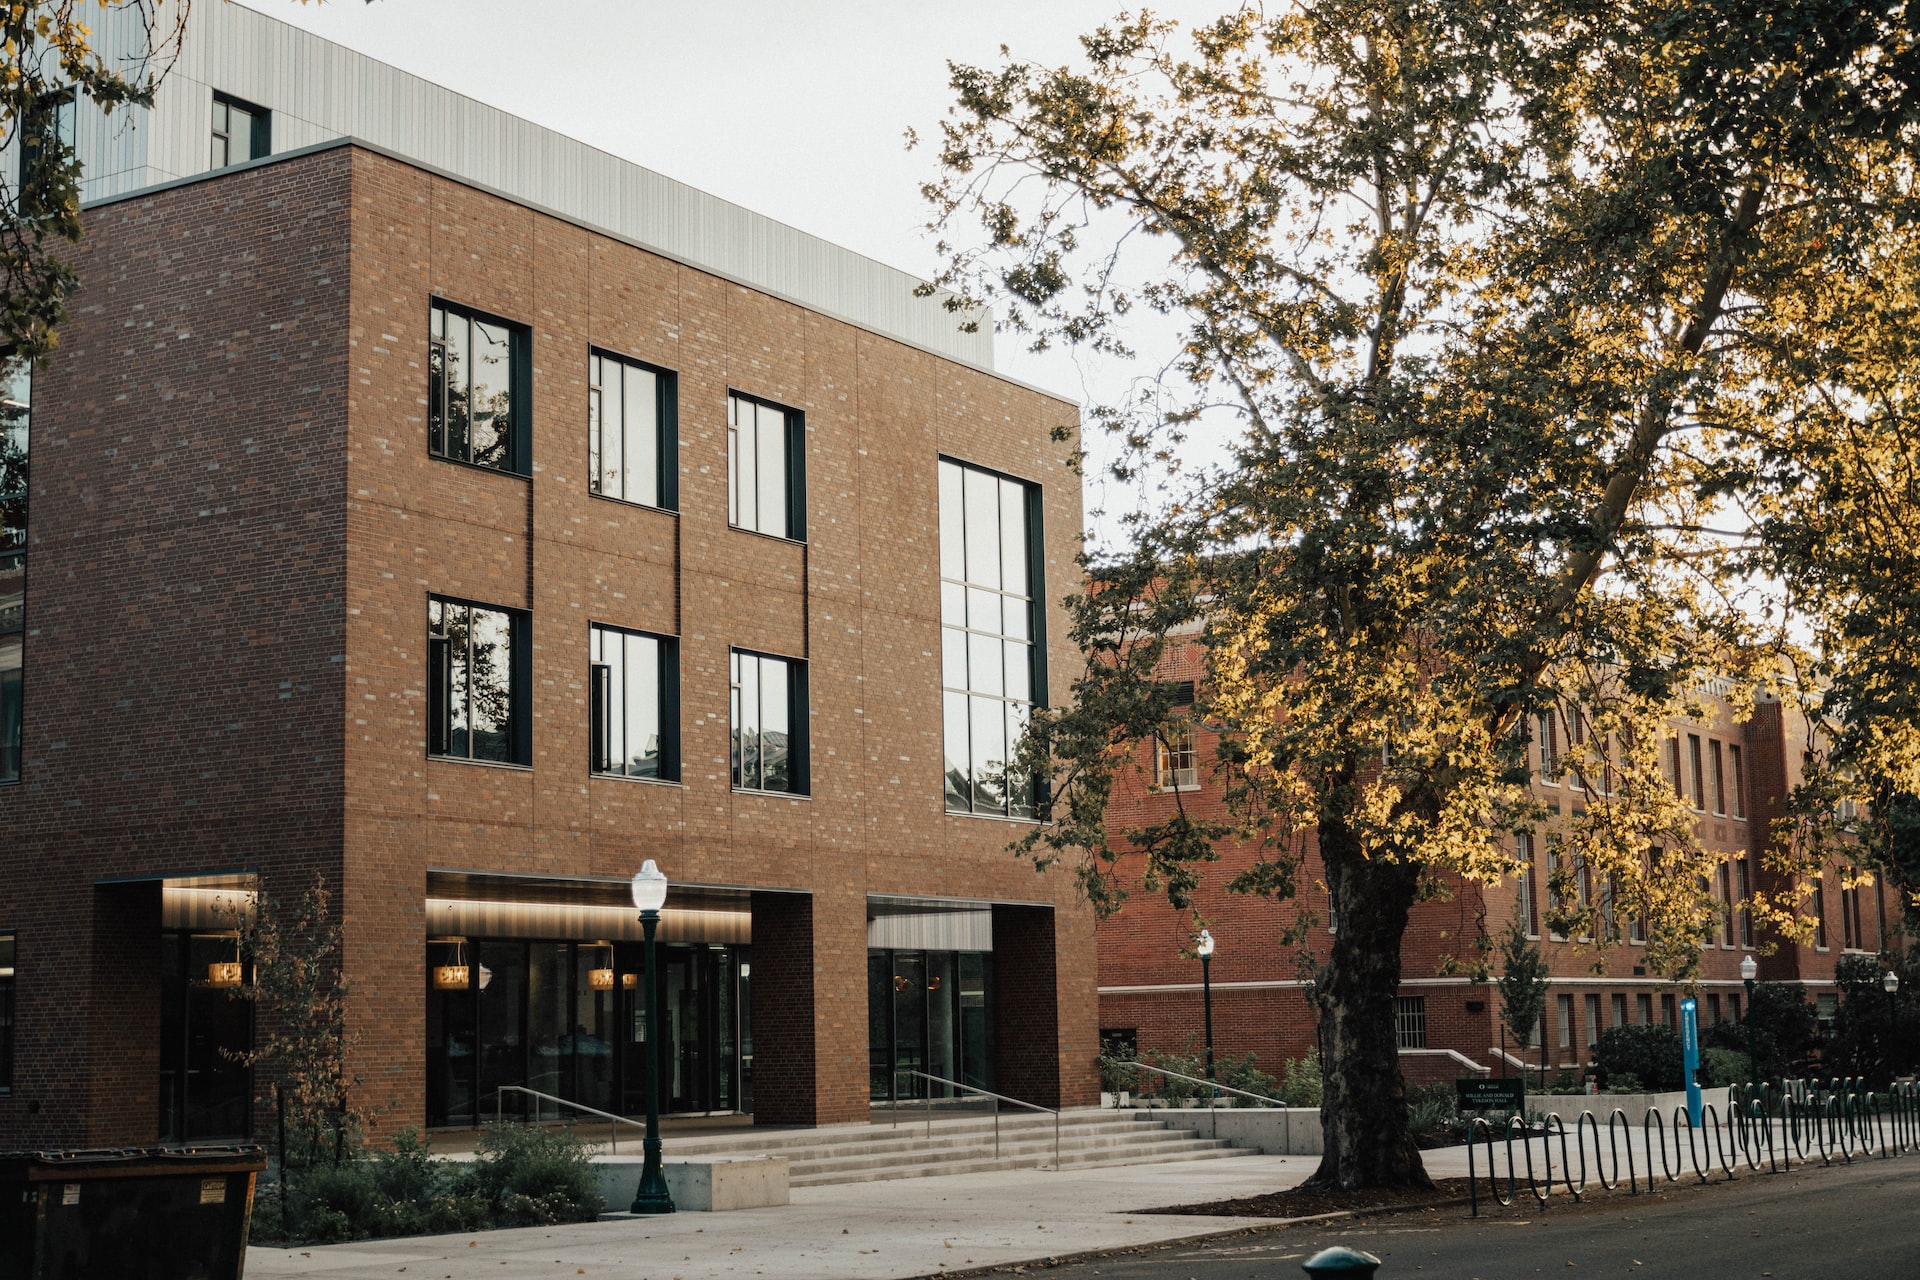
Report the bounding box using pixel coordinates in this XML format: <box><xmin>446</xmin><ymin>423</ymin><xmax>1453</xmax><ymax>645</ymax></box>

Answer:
<box><xmin>1514</xmin><ymin>832</ymin><xmax>1539</xmax><ymax>937</ymax></box>
<box><xmin>1687</xmin><ymin>734</ymin><xmax>1706</xmax><ymax>810</ymax></box>
<box><xmin>1</xmin><ymin>357</ymin><xmax>27</xmax><ymax>785</ymax></box>
<box><xmin>589</xmin><ymin>351</ymin><xmax>676</xmax><ymax>509</ymax></box>
<box><xmin>1536</xmin><ymin>711</ymin><xmax>1559</xmax><ymax>782</ymax></box>
<box><xmin>428</xmin><ymin>596</ymin><xmax>530</xmax><ymax>766</ymax></box>
<box><xmin>1811</xmin><ymin>882</ymin><xmax>1829</xmax><ymax>949</ymax></box>
<box><xmin>210</xmin><ymin>93</ymin><xmax>270</xmax><ymax>169</ymax></box>
<box><xmin>1636</xmin><ymin>993</ymin><xmax>1653</xmax><ymax>1025</ymax></box>
<box><xmin>1841</xmin><ymin>884</ymin><xmax>1866</xmax><ymax>952</ymax></box>
<box><xmin>1717</xmin><ymin>863</ymin><xmax>1734</xmax><ymax>948</ymax></box>
<box><xmin>18</xmin><ymin>89</ymin><xmax>75</xmax><ymax>218</ymax></box>
<box><xmin>1557</xmin><ymin>994</ymin><xmax>1575</xmax><ymax>1049</ymax></box>
<box><xmin>1729</xmin><ymin>744</ymin><xmax>1746</xmax><ymax>818</ymax></box>
<box><xmin>0</xmin><ymin>932</ymin><xmax>13</xmax><ymax>1095</ymax></box>
<box><xmin>1710</xmin><ymin>740</ymin><xmax>1727</xmax><ymax>815</ymax></box>
<box><xmin>727</xmin><ymin>392</ymin><xmax>804</xmax><ymax>540</ymax></box>
<box><xmin>1394</xmin><ymin>995</ymin><xmax>1427</xmax><ymax>1049</ymax></box>
<box><xmin>939</xmin><ymin>458</ymin><xmax>1044</xmax><ymax>819</ymax></box>
<box><xmin>590</xmin><ymin>624</ymin><xmax>679</xmax><ymax>783</ymax></box>
<box><xmin>429</xmin><ymin>301</ymin><xmax>530</xmax><ymax>475</ymax></box>
<box><xmin>1736</xmin><ymin>857</ymin><xmax>1754</xmax><ymax>948</ymax></box>
<box><xmin>1584</xmin><ymin>994</ymin><xmax>1601</xmax><ymax>1046</ymax></box>
<box><xmin>1154</xmin><ymin>719</ymin><xmax>1198</xmax><ymax>791</ymax></box>
<box><xmin>731</xmin><ymin>649</ymin><xmax>808</xmax><ymax>795</ymax></box>
<box><xmin>1611</xmin><ymin>993</ymin><xmax>1627</xmax><ymax>1028</ymax></box>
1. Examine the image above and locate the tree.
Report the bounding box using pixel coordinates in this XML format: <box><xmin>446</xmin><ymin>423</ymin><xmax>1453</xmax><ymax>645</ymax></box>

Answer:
<box><xmin>1495</xmin><ymin>919</ymin><xmax>1548</xmax><ymax>1078</ymax></box>
<box><xmin>2</xmin><ymin>1</ymin><xmax>189</xmax><ymax>362</ymax></box>
<box><xmin>223</xmin><ymin>879</ymin><xmax>370</xmax><ymax>1167</ymax></box>
<box><xmin>925</xmin><ymin>1</ymin><xmax>1920</xmax><ymax>1188</ymax></box>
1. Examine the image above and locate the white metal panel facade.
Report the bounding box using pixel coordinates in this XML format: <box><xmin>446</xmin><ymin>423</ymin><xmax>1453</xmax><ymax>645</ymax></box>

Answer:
<box><xmin>77</xmin><ymin>0</ymin><xmax>994</xmax><ymax>370</ymax></box>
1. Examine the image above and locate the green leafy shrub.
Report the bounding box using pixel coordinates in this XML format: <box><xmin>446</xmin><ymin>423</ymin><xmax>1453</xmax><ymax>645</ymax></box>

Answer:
<box><xmin>1139</xmin><ymin>1036</ymin><xmax>1208</xmax><ymax>1104</ymax></box>
<box><xmin>1216</xmin><ymin>1052</ymin><xmax>1280</xmax><ymax>1102</ymax></box>
<box><xmin>1597</xmin><ymin>1024</ymin><xmax>1684</xmax><ymax>1092</ymax></box>
<box><xmin>460</xmin><ymin>1123</ymin><xmax>603</xmax><ymax>1225</ymax></box>
<box><xmin>1406</xmin><ymin>1083</ymin><xmax>1460</xmax><ymax>1148</ymax></box>
<box><xmin>1700</xmin><ymin>1047</ymin><xmax>1751</xmax><ymax>1088</ymax></box>
<box><xmin>1279</xmin><ymin>1049</ymin><xmax>1323</xmax><ymax>1108</ymax></box>
<box><xmin>286</xmin><ymin>1161</ymin><xmax>380</xmax><ymax>1242</ymax></box>
<box><xmin>1606</xmin><ymin>1071</ymin><xmax>1644</xmax><ymax>1094</ymax></box>
<box><xmin>1096</xmin><ymin>1035</ymin><xmax>1140</xmax><ymax>1098</ymax></box>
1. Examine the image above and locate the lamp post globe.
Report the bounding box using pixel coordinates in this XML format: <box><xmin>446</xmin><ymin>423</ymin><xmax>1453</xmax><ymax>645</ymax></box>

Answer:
<box><xmin>629</xmin><ymin>859</ymin><xmax>674</xmax><ymax>1215</ymax></box>
<box><xmin>1195</xmin><ymin>930</ymin><xmax>1217</xmax><ymax>1097</ymax></box>
<box><xmin>1884</xmin><ymin>970</ymin><xmax>1900</xmax><ymax>996</ymax></box>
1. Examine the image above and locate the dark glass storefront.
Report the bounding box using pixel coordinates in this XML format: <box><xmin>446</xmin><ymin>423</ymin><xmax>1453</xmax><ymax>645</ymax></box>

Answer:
<box><xmin>426</xmin><ymin>937</ymin><xmax>749</xmax><ymax>1128</ymax></box>
<box><xmin>158</xmin><ymin>930</ymin><xmax>254</xmax><ymax>1142</ymax></box>
<box><xmin>867</xmin><ymin>948</ymin><xmax>993</xmax><ymax>1102</ymax></box>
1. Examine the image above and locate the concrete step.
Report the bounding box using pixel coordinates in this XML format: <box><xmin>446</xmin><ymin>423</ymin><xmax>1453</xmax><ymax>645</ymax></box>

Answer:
<box><xmin>790</xmin><ymin>1135</ymin><xmax>1241</xmax><ymax>1178</ymax></box>
<box><xmin>789</xmin><ymin>1141</ymin><xmax>1255</xmax><ymax>1187</ymax></box>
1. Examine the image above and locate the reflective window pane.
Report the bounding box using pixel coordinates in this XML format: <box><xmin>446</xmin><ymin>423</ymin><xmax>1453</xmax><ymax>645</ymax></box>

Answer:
<box><xmin>940</xmin><ymin>581</ymin><xmax>965</xmax><ymax>627</ymax></box>
<box><xmin>431</xmin><ymin>597</ymin><xmax>527</xmax><ymax>766</ymax></box>
<box><xmin>470</xmin><ymin>320</ymin><xmax>514</xmax><ymax>470</ymax></box>
<box><xmin>625</xmin><ymin>632</ymin><xmax>661</xmax><ymax>778</ymax></box>
<box><xmin>938</xmin><ymin>461</ymin><xmax>964</xmax><ymax>581</ymax></box>
<box><xmin>756</xmin><ymin>403</ymin><xmax>787</xmax><ymax>536</ymax></box>
<box><xmin>1003</xmin><ymin>640</ymin><xmax>1030</xmax><ymax>702</ymax></box>
<box><xmin>962</xmin><ymin>467</ymin><xmax>1000</xmax><ymax>589</ymax></box>
<box><xmin>944</xmin><ymin>691</ymin><xmax>970</xmax><ymax>811</ymax></box>
<box><xmin>970</xmin><ymin>696</ymin><xmax>1007</xmax><ymax>815</ymax></box>
<box><xmin>967</xmin><ymin>631</ymin><xmax>1002</xmax><ymax>697</ymax></box>
<box><xmin>624</xmin><ymin>363</ymin><xmax>658</xmax><ymax>506</ymax></box>
<box><xmin>942</xmin><ymin>626</ymin><xmax>968</xmax><ymax>691</ymax></box>
<box><xmin>999</xmin><ymin>478</ymin><xmax>1028</xmax><ymax>596</ymax></box>
<box><xmin>761</xmin><ymin>657</ymin><xmax>790</xmax><ymax>792</ymax></box>
<box><xmin>967</xmin><ymin>588</ymin><xmax>1000</xmax><ymax>636</ymax></box>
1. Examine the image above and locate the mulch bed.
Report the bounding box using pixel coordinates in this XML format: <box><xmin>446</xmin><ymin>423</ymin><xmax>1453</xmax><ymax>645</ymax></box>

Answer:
<box><xmin>1147</xmin><ymin>1176</ymin><xmax>1478</xmax><ymax>1218</ymax></box>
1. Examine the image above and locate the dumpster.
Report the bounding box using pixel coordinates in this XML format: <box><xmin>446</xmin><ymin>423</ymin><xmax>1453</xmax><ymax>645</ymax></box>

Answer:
<box><xmin>0</xmin><ymin>1145</ymin><xmax>266</xmax><ymax>1280</ymax></box>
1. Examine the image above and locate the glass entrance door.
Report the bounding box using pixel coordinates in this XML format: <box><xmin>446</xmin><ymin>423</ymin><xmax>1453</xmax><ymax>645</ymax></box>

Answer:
<box><xmin>868</xmin><ymin>948</ymin><xmax>994</xmax><ymax>1103</ymax></box>
<box><xmin>617</xmin><ymin>942</ymin><xmax>744</xmax><ymax>1117</ymax></box>
<box><xmin>159</xmin><ymin>931</ymin><xmax>254</xmax><ymax>1142</ymax></box>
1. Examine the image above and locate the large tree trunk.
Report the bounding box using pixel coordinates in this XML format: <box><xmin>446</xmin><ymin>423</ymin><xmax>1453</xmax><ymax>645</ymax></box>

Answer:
<box><xmin>1307</xmin><ymin>816</ymin><xmax>1431</xmax><ymax>1189</ymax></box>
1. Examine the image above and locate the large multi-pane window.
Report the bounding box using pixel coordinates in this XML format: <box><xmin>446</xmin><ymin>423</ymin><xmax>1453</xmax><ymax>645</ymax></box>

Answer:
<box><xmin>1514</xmin><ymin>833</ymin><xmax>1538</xmax><ymax>937</ymax></box>
<box><xmin>210</xmin><ymin>93</ymin><xmax>269</xmax><ymax>169</ymax></box>
<box><xmin>589</xmin><ymin>352</ymin><xmax>676</xmax><ymax>508</ymax></box>
<box><xmin>429</xmin><ymin>301</ymin><xmax>529</xmax><ymax>474</ymax></box>
<box><xmin>17</xmin><ymin>89</ymin><xmax>75</xmax><ymax>217</ymax></box>
<box><xmin>428</xmin><ymin>597</ymin><xmax>529</xmax><ymax>765</ymax></box>
<box><xmin>0</xmin><ymin>933</ymin><xmax>13</xmax><ymax>1095</ymax></box>
<box><xmin>590</xmin><ymin>624</ymin><xmax>678</xmax><ymax>782</ymax></box>
<box><xmin>727</xmin><ymin>392</ymin><xmax>803</xmax><ymax>539</ymax></box>
<box><xmin>940</xmin><ymin>458</ymin><xmax>1042</xmax><ymax>818</ymax></box>
<box><xmin>731</xmin><ymin>650</ymin><xmax>807</xmax><ymax>794</ymax></box>
<box><xmin>1</xmin><ymin>358</ymin><xmax>27</xmax><ymax>784</ymax></box>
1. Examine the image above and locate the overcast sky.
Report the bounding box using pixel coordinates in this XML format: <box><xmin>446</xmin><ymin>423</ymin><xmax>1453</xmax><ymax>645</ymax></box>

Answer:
<box><xmin>238</xmin><ymin>0</ymin><xmax>1227</xmax><ymax>544</ymax></box>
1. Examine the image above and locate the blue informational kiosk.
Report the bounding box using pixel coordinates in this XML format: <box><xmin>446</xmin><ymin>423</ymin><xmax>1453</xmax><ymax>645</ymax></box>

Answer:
<box><xmin>1681</xmin><ymin>997</ymin><xmax>1702</xmax><ymax>1126</ymax></box>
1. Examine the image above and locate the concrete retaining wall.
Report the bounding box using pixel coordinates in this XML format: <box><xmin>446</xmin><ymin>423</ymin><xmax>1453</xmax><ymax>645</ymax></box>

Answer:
<box><xmin>1140</xmin><ymin>1108</ymin><xmax>1324</xmax><ymax>1155</ymax></box>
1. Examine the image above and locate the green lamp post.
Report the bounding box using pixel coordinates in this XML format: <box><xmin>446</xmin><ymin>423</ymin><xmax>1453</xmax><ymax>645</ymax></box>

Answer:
<box><xmin>1196</xmin><ymin>929</ymin><xmax>1217</xmax><ymax>1099</ymax></box>
<box><xmin>1740</xmin><ymin>954</ymin><xmax>1759</xmax><ymax>1086</ymax></box>
<box><xmin>629</xmin><ymin>859</ymin><xmax>675</xmax><ymax>1215</ymax></box>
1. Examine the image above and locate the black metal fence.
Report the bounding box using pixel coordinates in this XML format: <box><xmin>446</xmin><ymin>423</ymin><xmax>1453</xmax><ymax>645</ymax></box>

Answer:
<box><xmin>1466</xmin><ymin>1078</ymin><xmax>1920</xmax><ymax>1216</ymax></box>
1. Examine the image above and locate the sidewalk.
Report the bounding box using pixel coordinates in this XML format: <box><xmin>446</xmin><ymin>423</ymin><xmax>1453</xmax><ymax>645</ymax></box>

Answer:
<box><xmin>245</xmin><ymin>1154</ymin><xmax>1318</xmax><ymax>1280</ymax></box>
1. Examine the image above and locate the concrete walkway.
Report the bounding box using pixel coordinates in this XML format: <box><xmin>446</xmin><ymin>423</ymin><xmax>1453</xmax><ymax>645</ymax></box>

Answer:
<box><xmin>245</xmin><ymin>1154</ymin><xmax>1320</xmax><ymax>1280</ymax></box>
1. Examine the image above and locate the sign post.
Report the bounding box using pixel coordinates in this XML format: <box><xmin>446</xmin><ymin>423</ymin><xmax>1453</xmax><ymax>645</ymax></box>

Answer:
<box><xmin>1681</xmin><ymin>997</ymin><xmax>1702</xmax><ymax>1127</ymax></box>
<box><xmin>1457</xmin><ymin>1076</ymin><xmax>1526</xmax><ymax>1114</ymax></box>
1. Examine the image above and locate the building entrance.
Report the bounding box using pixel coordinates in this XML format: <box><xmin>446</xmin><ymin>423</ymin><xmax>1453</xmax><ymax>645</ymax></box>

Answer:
<box><xmin>867</xmin><ymin>948</ymin><xmax>993</xmax><ymax>1102</ymax></box>
<box><xmin>158</xmin><ymin>930</ymin><xmax>253</xmax><ymax>1142</ymax></box>
<box><xmin>426</xmin><ymin>937</ymin><xmax>748</xmax><ymax>1128</ymax></box>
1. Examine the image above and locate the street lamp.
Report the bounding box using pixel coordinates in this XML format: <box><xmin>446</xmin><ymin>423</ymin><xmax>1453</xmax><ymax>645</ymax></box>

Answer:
<box><xmin>629</xmin><ymin>860</ymin><xmax>674</xmax><ymax>1215</ymax></box>
<box><xmin>1196</xmin><ymin>929</ymin><xmax>1217</xmax><ymax>1099</ymax></box>
<box><xmin>1740</xmin><ymin>954</ymin><xmax>1759</xmax><ymax>1086</ymax></box>
<box><xmin>1884</xmin><ymin>970</ymin><xmax>1900</xmax><ymax>1082</ymax></box>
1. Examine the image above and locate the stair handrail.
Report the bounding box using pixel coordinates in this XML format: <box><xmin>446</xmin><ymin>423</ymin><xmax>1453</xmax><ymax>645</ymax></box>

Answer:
<box><xmin>1126</xmin><ymin>1061</ymin><xmax>1285</xmax><ymax>1108</ymax></box>
<box><xmin>491</xmin><ymin>1084</ymin><xmax>646</xmax><ymax>1153</ymax></box>
<box><xmin>889</xmin><ymin>1069</ymin><xmax>1060</xmax><ymax>1169</ymax></box>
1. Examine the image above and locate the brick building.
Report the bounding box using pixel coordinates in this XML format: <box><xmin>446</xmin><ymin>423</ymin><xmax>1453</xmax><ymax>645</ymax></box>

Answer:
<box><xmin>0</xmin><ymin>3</ymin><xmax>1096</xmax><ymax>1149</ymax></box>
<box><xmin>1097</xmin><ymin>631</ymin><xmax>1905</xmax><ymax>1088</ymax></box>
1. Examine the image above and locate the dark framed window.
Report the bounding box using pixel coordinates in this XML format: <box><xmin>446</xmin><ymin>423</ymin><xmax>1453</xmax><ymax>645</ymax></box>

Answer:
<box><xmin>590</xmin><ymin>624</ymin><xmax>679</xmax><ymax>782</ymax></box>
<box><xmin>1394</xmin><ymin>995</ymin><xmax>1427</xmax><ymax>1049</ymax></box>
<box><xmin>210</xmin><ymin>92</ymin><xmax>270</xmax><ymax>169</ymax></box>
<box><xmin>0</xmin><ymin>932</ymin><xmax>14</xmax><ymax>1095</ymax></box>
<box><xmin>730</xmin><ymin>649</ymin><xmax>807</xmax><ymax>794</ymax></box>
<box><xmin>939</xmin><ymin>458</ymin><xmax>1044</xmax><ymax>818</ymax></box>
<box><xmin>428</xmin><ymin>596</ymin><xmax>530</xmax><ymax>765</ymax></box>
<box><xmin>18</xmin><ymin>89</ymin><xmax>75</xmax><ymax>216</ymax></box>
<box><xmin>726</xmin><ymin>392</ymin><xmax>804</xmax><ymax>540</ymax></box>
<box><xmin>590</xmin><ymin>351</ymin><xmax>677</xmax><ymax>509</ymax></box>
<box><xmin>1</xmin><ymin>356</ymin><xmax>28</xmax><ymax>784</ymax></box>
<box><xmin>429</xmin><ymin>301</ymin><xmax>531</xmax><ymax>475</ymax></box>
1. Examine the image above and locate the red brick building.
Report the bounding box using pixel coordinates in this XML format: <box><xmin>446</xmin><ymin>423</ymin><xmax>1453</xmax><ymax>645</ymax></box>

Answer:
<box><xmin>1097</xmin><ymin>634</ymin><xmax>1904</xmax><ymax>1087</ymax></box>
<box><xmin>0</xmin><ymin>22</ymin><xmax>1096</xmax><ymax>1146</ymax></box>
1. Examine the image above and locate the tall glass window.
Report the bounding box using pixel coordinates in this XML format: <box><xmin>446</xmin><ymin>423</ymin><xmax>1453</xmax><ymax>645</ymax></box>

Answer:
<box><xmin>589</xmin><ymin>352</ymin><xmax>675</xmax><ymax>508</ymax></box>
<box><xmin>940</xmin><ymin>459</ymin><xmax>1042</xmax><ymax>817</ymax></box>
<box><xmin>429</xmin><ymin>301</ymin><xmax>528</xmax><ymax>474</ymax></box>
<box><xmin>1</xmin><ymin>358</ymin><xmax>27</xmax><ymax>784</ymax></box>
<box><xmin>727</xmin><ymin>392</ymin><xmax>804</xmax><ymax>540</ymax></box>
<box><xmin>428</xmin><ymin>597</ymin><xmax>528</xmax><ymax>765</ymax></box>
<box><xmin>590</xmin><ymin>624</ymin><xmax>678</xmax><ymax>781</ymax></box>
<box><xmin>731</xmin><ymin>649</ymin><xmax>807</xmax><ymax>794</ymax></box>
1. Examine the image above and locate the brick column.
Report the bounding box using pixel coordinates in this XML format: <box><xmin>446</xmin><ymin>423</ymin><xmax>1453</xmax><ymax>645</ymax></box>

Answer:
<box><xmin>992</xmin><ymin>903</ymin><xmax>1063</xmax><ymax>1108</ymax></box>
<box><xmin>87</xmin><ymin>881</ymin><xmax>163</xmax><ymax>1146</ymax></box>
<box><xmin>750</xmin><ymin>891</ymin><xmax>817</xmax><ymax>1125</ymax></box>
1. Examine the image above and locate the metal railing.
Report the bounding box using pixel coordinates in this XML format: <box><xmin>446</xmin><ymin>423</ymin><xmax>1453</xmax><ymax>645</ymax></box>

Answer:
<box><xmin>1126</xmin><ymin>1061</ymin><xmax>1286</xmax><ymax>1108</ymax></box>
<box><xmin>491</xmin><ymin>1085</ymin><xmax>646</xmax><ymax>1153</ymax></box>
<box><xmin>1464</xmin><ymin>1078</ymin><xmax>1920</xmax><ymax>1216</ymax></box>
<box><xmin>885</xmin><ymin>1070</ymin><xmax>1061</xmax><ymax>1169</ymax></box>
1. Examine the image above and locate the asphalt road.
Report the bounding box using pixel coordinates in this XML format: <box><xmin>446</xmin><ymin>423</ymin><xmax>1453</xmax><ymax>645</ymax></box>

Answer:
<box><xmin>1030</xmin><ymin>1154</ymin><xmax>1920</xmax><ymax>1280</ymax></box>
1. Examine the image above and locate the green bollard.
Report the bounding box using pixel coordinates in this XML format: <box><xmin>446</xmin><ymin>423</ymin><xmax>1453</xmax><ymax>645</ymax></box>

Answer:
<box><xmin>1303</xmin><ymin>1245</ymin><xmax>1383</xmax><ymax>1277</ymax></box>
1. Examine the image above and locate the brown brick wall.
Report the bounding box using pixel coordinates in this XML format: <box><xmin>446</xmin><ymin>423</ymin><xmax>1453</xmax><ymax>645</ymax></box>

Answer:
<box><xmin>0</xmin><ymin>148</ymin><xmax>354</xmax><ymax>1147</ymax></box>
<box><xmin>2</xmin><ymin>142</ymin><xmax>1096</xmax><ymax>1145</ymax></box>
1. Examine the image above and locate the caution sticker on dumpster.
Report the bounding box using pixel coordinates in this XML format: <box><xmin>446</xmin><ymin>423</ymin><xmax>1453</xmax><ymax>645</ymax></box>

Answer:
<box><xmin>61</xmin><ymin>1184</ymin><xmax>79</xmax><ymax>1206</ymax></box>
<box><xmin>200</xmin><ymin>1178</ymin><xmax>226</xmax><ymax>1205</ymax></box>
